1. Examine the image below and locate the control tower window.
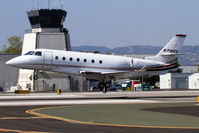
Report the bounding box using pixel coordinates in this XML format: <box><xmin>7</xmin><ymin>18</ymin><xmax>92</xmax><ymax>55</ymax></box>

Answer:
<box><xmin>34</xmin><ymin>52</ymin><xmax>42</xmax><ymax>56</ymax></box>
<box><xmin>25</xmin><ymin>51</ymin><xmax>34</xmax><ymax>55</ymax></box>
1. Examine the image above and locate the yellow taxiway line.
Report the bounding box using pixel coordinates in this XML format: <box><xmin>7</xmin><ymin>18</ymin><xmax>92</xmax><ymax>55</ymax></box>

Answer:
<box><xmin>0</xmin><ymin>116</ymin><xmax>43</xmax><ymax>120</ymax></box>
<box><xmin>26</xmin><ymin>105</ymin><xmax>199</xmax><ymax>130</ymax></box>
<box><xmin>0</xmin><ymin>116</ymin><xmax>55</xmax><ymax>133</ymax></box>
<box><xmin>0</xmin><ymin>128</ymin><xmax>53</xmax><ymax>133</ymax></box>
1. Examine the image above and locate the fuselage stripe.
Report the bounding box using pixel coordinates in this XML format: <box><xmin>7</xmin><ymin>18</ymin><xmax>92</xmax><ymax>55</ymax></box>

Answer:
<box><xmin>28</xmin><ymin>62</ymin><xmax>177</xmax><ymax>72</ymax></box>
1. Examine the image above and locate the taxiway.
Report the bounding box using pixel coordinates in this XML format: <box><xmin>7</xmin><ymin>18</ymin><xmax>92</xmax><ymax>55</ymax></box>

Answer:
<box><xmin>0</xmin><ymin>91</ymin><xmax>198</xmax><ymax>133</ymax></box>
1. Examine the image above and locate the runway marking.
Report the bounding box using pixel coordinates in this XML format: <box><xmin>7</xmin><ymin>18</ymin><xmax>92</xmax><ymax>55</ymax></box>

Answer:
<box><xmin>0</xmin><ymin>99</ymin><xmax>160</xmax><ymax>106</ymax></box>
<box><xmin>0</xmin><ymin>116</ymin><xmax>43</xmax><ymax>120</ymax></box>
<box><xmin>26</xmin><ymin>105</ymin><xmax>199</xmax><ymax>130</ymax></box>
<box><xmin>0</xmin><ymin>127</ymin><xmax>54</xmax><ymax>133</ymax></box>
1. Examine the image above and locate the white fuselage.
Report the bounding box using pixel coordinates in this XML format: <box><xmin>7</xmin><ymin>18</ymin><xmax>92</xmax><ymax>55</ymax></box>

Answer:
<box><xmin>6</xmin><ymin>34</ymin><xmax>186</xmax><ymax>81</ymax></box>
<box><xmin>6</xmin><ymin>49</ymin><xmax>176</xmax><ymax>80</ymax></box>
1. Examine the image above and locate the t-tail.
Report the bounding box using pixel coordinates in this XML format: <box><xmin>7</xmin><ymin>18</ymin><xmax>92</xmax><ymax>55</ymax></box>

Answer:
<box><xmin>145</xmin><ymin>34</ymin><xmax>186</xmax><ymax>64</ymax></box>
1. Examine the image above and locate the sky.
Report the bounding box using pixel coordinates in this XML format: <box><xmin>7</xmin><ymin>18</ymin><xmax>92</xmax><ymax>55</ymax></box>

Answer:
<box><xmin>0</xmin><ymin>0</ymin><xmax>199</xmax><ymax>48</ymax></box>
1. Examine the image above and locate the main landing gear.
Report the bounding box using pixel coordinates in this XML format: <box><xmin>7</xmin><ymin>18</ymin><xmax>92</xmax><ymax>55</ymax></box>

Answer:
<box><xmin>98</xmin><ymin>81</ymin><xmax>111</xmax><ymax>93</ymax></box>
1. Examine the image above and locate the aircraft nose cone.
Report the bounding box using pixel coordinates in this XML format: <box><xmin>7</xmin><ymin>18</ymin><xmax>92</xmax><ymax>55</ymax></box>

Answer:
<box><xmin>6</xmin><ymin>59</ymin><xmax>14</xmax><ymax>65</ymax></box>
<box><xmin>6</xmin><ymin>56</ymin><xmax>31</xmax><ymax>68</ymax></box>
<box><xmin>6</xmin><ymin>58</ymin><xmax>20</xmax><ymax>67</ymax></box>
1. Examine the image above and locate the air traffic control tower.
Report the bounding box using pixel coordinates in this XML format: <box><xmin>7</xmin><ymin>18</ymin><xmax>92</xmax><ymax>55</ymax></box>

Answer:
<box><xmin>18</xmin><ymin>9</ymin><xmax>72</xmax><ymax>91</ymax></box>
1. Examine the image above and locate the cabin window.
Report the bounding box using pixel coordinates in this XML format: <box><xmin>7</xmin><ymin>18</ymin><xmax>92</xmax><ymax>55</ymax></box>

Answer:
<box><xmin>99</xmin><ymin>60</ymin><xmax>103</xmax><ymax>64</ymax></box>
<box><xmin>91</xmin><ymin>59</ymin><xmax>95</xmax><ymax>63</ymax></box>
<box><xmin>55</xmin><ymin>56</ymin><xmax>58</xmax><ymax>60</ymax></box>
<box><xmin>34</xmin><ymin>51</ymin><xmax>42</xmax><ymax>56</ymax></box>
<box><xmin>69</xmin><ymin>57</ymin><xmax>73</xmax><ymax>61</ymax></box>
<box><xmin>77</xmin><ymin>58</ymin><xmax>80</xmax><ymax>62</ymax></box>
<box><xmin>25</xmin><ymin>51</ymin><xmax>34</xmax><ymax>55</ymax></box>
<box><xmin>84</xmin><ymin>59</ymin><xmax>87</xmax><ymax>62</ymax></box>
<box><xmin>62</xmin><ymin>57</ymin><xmax>66</xmax><ymax>60</ymax></box>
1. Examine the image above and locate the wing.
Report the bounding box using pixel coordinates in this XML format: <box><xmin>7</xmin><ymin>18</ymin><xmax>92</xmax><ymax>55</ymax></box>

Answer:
<box><xmin>79</xmin><ymin>69</ymin><xmax>146</xmax><ymax>80</ymax></box>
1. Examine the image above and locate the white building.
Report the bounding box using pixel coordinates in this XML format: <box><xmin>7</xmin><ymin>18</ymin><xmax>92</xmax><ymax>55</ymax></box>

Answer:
<box><xmin>160</xmin><ymin>73</ymin><xmax>191</xmax><ymax>89</ymax></box>
<box><xmin>188</xmin><ymin>73</ymin><xmax>199</xmax><ymax>89</ymax></box>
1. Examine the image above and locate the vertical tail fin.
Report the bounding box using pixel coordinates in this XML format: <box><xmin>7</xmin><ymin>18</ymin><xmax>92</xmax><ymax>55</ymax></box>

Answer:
<box><xmin>145</xmin><ymin>34</ymin><xmax>186</xmax><ymax>63</ymax></box>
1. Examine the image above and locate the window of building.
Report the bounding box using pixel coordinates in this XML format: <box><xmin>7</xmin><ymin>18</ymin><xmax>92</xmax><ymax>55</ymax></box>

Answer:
<box><xmin>55</xmin><ymin>56</ymin><xmax>58</xmax><ymax>60</ymax></box>
<box><xmin>69</xmin><ymin>57</ymin><xmax>73</xmax><ymax>61</ymax></box>
<box><xmin>34</xmin><ymin>51</ymin><xmax>42</xmax><ymax>56</ymax></box>
<box><xmin>62</xmin><ymin>57</ymin><xmax>66</xmax><ymax>60</ymax></box>
<box><xmin>77</xmin><ymin>58</ymin><xmax>80</xmax><ymax>62</ymax></box>
<box><xmin>91</xmin><ymin>59</ymin><xmax>95</xmax><ymax>63</ymax></box>
<box><xmin>84</xmin><ymin>59</ymin><xmax>87</xmax><ymax>62</ymax></box>
<box><xmin>99</xmin><ymin>60</ymin><xmax>103</xmax><ymax>64</ymax></box>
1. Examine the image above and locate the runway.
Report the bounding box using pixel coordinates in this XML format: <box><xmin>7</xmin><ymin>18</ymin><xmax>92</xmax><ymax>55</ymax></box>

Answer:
<box><xmin>0</xmin><ymin>91</ymin><xmax>198</xmax><ymax>133</ymax></box>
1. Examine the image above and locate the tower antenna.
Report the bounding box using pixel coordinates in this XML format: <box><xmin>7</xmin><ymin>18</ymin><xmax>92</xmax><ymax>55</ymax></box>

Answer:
<box><xmin>37</xmin><ymin>0</ymin><xmax>39</xmax><ymax>9</ymax></box>
<box><xmin>48</xmin><ymin>0</ymin><xmax>50</xmax><ymax>9</ymax></box>
<box><xmin>60</xmin><ymin>0</ymin><xmax>64</xmax><ymax>9</ymax></box>
<box><xmin>32</xmin><ymin>0</ymin><xmax>35</xmax><ymax>10</ymax></box>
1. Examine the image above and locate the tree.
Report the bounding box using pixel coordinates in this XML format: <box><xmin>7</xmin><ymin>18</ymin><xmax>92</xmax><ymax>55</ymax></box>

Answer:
<box><xmin>105</xmin><ymin>51</ymin><xmax>111</xmax><ymax>55</ymax></box>
<box><xmin>171</xmin><ymin>61</ymin><xmax>183</xmax><ymax>73</ymax></box>
<box><xmin>197</xmin><ymin>66</ymin><xmax>199</xmax><ymax>73</ymax></box>
<box><xmin>1</xmin><ymin>35</ymin><xmax>23</xmax><ymax>54</ymax></box>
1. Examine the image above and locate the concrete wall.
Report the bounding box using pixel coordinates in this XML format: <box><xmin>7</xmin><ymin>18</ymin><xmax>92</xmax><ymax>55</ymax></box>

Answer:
<box><xmin>0</xmin><ymin>54</ymin><xmax>19</xmax><ymax>91</ymax></box>
<box><xmin>160</xmin><ymin>73</ymin><xmax>171</xmax><ymax>89</ymax></box>
<box><xmin>34</xmin><ymin>71</ymin><xmax>70</xmax><ymax>91</ymax></box>
<box><xmin>37</xmin><ymin>33</ymin><xmax>67</xmax><ymax>50</ymax></box>
<box><xmin>18</xmin><ymin>33</ymin><xmax>37</xmax><ymax>91</ymax></box>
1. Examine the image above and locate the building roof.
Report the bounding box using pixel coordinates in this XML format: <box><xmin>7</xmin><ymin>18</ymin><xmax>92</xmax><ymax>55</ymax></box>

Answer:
<box><xmin>0</xmin><ymin>54</ymin><xmax>20</xmax><ymax>62</ymax></box>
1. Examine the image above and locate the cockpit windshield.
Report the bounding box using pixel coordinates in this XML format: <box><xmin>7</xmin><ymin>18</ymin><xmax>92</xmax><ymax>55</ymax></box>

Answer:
<box><xmin>25</xmin><ymin>51</ymin><xmax>34</xmax><ymax>55</ymax></box>
<box><xmin>34</xmin><ymin>51</ymin><xmax>42</xmax><ymax>56</ymax></box>
<box><xmin>24</xmin><ymin>51</ymin><xmax>42</xmax><ymax>56</ymax></box>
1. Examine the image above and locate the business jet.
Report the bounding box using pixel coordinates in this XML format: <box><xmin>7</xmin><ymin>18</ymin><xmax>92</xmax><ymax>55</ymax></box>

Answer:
<box><xmin>6</xmin><ymin>34</ymin><xmax>186</xmax><ymax>92</ymax></box>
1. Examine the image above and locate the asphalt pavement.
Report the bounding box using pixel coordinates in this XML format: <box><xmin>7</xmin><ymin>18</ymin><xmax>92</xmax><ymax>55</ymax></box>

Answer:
<box><xmin>0</xmin><ymin>91</ymin><xmax>198</xmax><ymax>133</ymax></box>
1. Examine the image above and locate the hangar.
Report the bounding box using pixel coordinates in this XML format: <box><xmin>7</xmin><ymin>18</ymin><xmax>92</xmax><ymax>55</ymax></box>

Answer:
<box><xmin>0</xmin><ymin>54</ymin><xmax>19</xmax><ymax>91</ymax></box>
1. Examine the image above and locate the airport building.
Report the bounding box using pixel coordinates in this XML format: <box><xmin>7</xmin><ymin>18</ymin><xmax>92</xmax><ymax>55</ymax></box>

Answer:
<box><xmin>159</xmin><ymin>69</ymin><xmax>199</xmax><ymax>90</ymax></box>
<box><xmin>188</xmin><ymin>73</ymin><xmax>199</xmax><ymax>89</ymax></box>
<box><xmin>0</xmin><ymin>9</ymin><xmax>89</xmax><ymax>92</ymax></box>
<box><xmin>0</xmin><ymin>54</ymin><xmax>19</xmax><ymax>91</ymax></box>
<box><xmin>160</xmin><ymin>73</ymin><xmax>190</xmax><ymax>89</ymax></box>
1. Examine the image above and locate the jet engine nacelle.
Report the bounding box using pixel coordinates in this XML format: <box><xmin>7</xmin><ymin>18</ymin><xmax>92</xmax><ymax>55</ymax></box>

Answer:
<box><xmin>131</xmin><ymin>58</ymin><xmax>164</xmax><ymax>69</ymax></box>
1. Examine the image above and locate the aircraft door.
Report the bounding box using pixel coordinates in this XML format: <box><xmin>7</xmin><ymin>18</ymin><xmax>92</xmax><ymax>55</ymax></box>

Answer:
<box><xmin>43</xmin><ymin>51</ymin><xmax>53</xmax><ymax>70</ymax></box>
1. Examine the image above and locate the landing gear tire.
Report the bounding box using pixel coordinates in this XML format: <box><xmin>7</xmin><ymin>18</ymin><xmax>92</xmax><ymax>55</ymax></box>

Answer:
<box><xmin>98</xmin><ymin>83</ymin><xmax>104</xmax><ymax>91</ymax></box>
<box><xmin>105</xmin><ymin>82</ymin><xmax>111</xmax><ymax>88</ymax></box>
<box><xmin>103</xmin><ymin>87</ymin><xmax>107</xmax><ymax>93</ymax></box>
<box><xmin>98</xmin><ymin>81</ymin><xmax>111</xmax><ymax>93</ymax></box>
